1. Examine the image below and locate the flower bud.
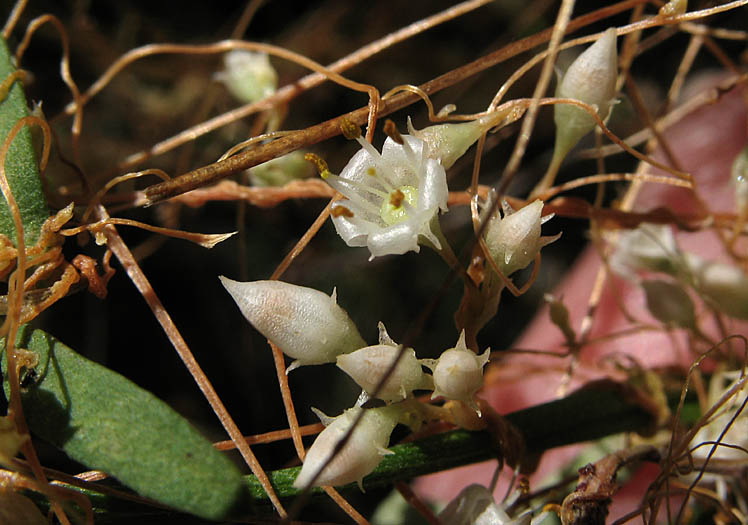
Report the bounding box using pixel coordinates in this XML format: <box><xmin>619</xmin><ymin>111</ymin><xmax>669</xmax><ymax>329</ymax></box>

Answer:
<box><xmin>219</xmin><ymin>278</ymin><xmax>366</xmax><ymax>371</ymax></box>
<box><xmin>214</xmin><ymin>50</ymin><xmax>277</xmax><ymax>104</ymax></box>
<box><xmin>407</xmin><ymin>111</ymin><xmax>510</xmax><ymax>169</ymax></box>
<box><xmin>683</xmin><ymin>254</ymin><xmax>748</xmax><ymax>320</ymax></box>
<box><xmin>609</xmin><ymin>223</ymin><xmax>680</xmax><ymax>279</ymax></box>
<box><xmin>553</xmin><ymin>28</ymin><xmax>618</xmax><ymax>161</ymax></box>
<box><xmin>293</xmin><ymin>405</ymin><xmax>398</xmax><ymax>490</ymax></box>
<box><xmin>422</xmin><ymin>332</ymin><xmax>490</xmax><ymax>413</ymax></box>
<box><xmin>641</xmin><ymin>279</ymin><xmax>696</xmax><ymax>328</ymax></box>
<box><xmin>336</xmin><ymin>323</ymin><xmax>432</xmax><ymax>402</ymax></box>
<box><xmin>483</xmin><ymin>196</ymin><xmax>560</xmax><ymax>277</ymax></box>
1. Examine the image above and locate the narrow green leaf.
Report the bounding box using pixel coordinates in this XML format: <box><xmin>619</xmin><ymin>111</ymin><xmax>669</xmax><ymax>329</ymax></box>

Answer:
<box><xmin>0</xmin><ymin>36</ymin><xmax>49</xmax><ymax>246</ymax></box>
<box><xmin>2</xmin><ymin>326</ymin><xmax>250</xmax><ymax>520</ymax></box>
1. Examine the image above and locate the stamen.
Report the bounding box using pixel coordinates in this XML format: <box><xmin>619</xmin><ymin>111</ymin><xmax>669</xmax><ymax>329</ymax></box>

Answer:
<box><xmin>353</xmin><ymin>136</ymin><xmax>403</xmax><ymax>193</ymax></box>
<box><xmin>304</xmin><ymin>153</ymin><xmax>331</xmax><ymax>179</ymax></box>
<box><xmin>324</xmin><ymin>174</ymin><xmax>384</xmax><ymax>215</ymax></box>
<box><xmin>383</xmin><ymin>119</ymin><xmax>404</xmax><ymax>145</ymax></box>
<box><xmin>384</xmin><ymin>119</ymin><xmax>419</xmax><ymax>168</ymax></box>
<box><xmin>326</xmin><ymin>173</ymin><xmax>388</xmax><ymax>199</ymax></box>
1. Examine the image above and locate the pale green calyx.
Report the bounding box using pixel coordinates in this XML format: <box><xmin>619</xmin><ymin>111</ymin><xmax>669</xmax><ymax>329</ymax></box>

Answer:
<box><xmin>482</xmin><ymin>194</ymin><xmax>560</xmax><ymax>277</ymax></box>
<box><xmin>219</xmin><ymin>278</ymin><xmax>366</xmax><ymax>372</ymax></box>
<box><xmin>214</xmin><ymin>50</ymin><xmax>278</xmax><ymax>104</ymax></box>
<box><xmin>422</xmin><ymin>331</ymin><xmax>490</xmax><ymax>413</ymax></box>
<box><xmin>553</xmin><ymin>28</ymin><xmax>618</xmax><ymax>161</ymax></box>
<box><xmin>293</xmin><ymin>405</ymin><xmax>399</xmax><ymax>491</ymax></box>
<box><xmin>336</xmin><ymin>323</ymin><xmax>432</xmax><ymax>403</ymax></box>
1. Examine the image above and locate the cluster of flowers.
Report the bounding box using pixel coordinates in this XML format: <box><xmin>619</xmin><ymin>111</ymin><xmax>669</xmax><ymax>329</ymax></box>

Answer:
<box><xmin>221</xmin><ymin>276</ymin><xmax>489</xmax><ymax>489</ymax></box>
<box><xmin>213</xmin><ymin>28</ymin><xmax>630</xmax><ymax>520</ymax></box>
<box><xmin>218</xmin><ymin>104</ymin><xmax>569</xmax><ymax>492</ymax></box>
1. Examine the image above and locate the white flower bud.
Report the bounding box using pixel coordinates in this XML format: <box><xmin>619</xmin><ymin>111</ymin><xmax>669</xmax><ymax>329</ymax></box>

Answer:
<box><xmin>554</xmin><ymin>28</ymin><xmax>618</xmax><ymax>161</ymax></box>
<box><xmin>293</xmin><ymin>406</ymin><xmax>398</xmax><ymax>490</ymax></box>
<box><xmin>214</xmin><ymin>50</ymin><xmax>277</xmax><ymax>104</ymax></box>
<box><xmin>336</xmin><ymin>323</ymin><xmax>432</xmax><ymax>402</ymax></box>
<box><xmin>609</xmin><ymin>223</ymin><xmax>680</xmax><ymax>279</ymax></box>
<box><xmin>407</xmin><ymin>112</ymin><xmax>508</xmax><ymax>169</ymax></box>
<box><xmin>683</xmin><ymin>254</ymin><xmax>748</xmax><ymax>320</ymax></box>
<box><xmin>219</xmin><ymin>278</ymin><xmax>366</xmax><ymax>371</ymax></box>
<box><xmin>422</xmin><ymin>332</ymin><xmax>490</xmax><ymax>413</ymax></box>
<box><xmin>641</xmin><ymin>279</ymin><xmax>695</xmax><ymax>328</ymax></box>
<box><xmin>483</xmin><ymin>195</ymin><xmax>560</xmax><ymax>277</ymax></box>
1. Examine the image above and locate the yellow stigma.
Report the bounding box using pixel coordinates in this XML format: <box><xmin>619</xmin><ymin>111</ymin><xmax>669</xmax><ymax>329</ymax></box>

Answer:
<box><xmin>304</xmin><ymin>153</ymin><xmax>331</xmax><ymax>179</ymax></box>
<box><xmin>389</xmin><ymin>189</ymin><xmax>405</xmax><ymax>208</ymax></box>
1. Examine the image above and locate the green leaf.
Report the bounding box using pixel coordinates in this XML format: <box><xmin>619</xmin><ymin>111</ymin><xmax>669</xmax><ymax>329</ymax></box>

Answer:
<box><xmin>0</xmin><ymin>36</ymin><xmax>49</xmax><ymax>246</ymax></box>
<box><xmin>2</xmin><ymin>326</ymin><xmax>250</xmax><ymax>520</ymax></box>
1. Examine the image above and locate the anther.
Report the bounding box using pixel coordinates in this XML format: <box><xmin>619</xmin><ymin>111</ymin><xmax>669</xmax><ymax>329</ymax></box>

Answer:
<box><xmin>340</xmin><ymin>118</ymin><xmax>362</xmax><ymax>140</ymax></box>
<box><xmin>331</xmin><ymin>206</ymin><xmax>354</xmax><ymax>218</ymax></box>
<box><xmin>383</xmin><ymin>119</ymin><xmax>404</xmax><ymax>145</ymax></box>
<box><xmin>304</xmin><ymin>153</ymin><xmax>331</xmax><ymax>179</ymax></box>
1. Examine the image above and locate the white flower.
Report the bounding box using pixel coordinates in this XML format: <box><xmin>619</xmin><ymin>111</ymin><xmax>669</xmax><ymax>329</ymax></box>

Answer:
<box><xmin>293</xmin><ymin>406</ymin><xmax>398</xmax><ymax>491</ymax></box>
<box><xmin>219</xmin><ymin>278</ymin><xmax>366</xmax><ymax>372</ymax></box>
<box><xmin>336</xmin><ymin>323</ymin><xmax>432</xmax><ymax>403</ymax></box>
<box><xmin>214</xmin><ymin>50</ymin><xmax>277</xmax><ymax>104</ymax></box>
<box><xmin>325</xmin><ymin>132</ymin><xmax>448</xmax><ymax>259</ymax></box>
<box><xmin>482</xmin><ymin>194</ymin><xmax>560</xmax><ymax>277</ymax></box>
<box><xmin>422</xmin><ymin>331</ymin><xmax>490</xmax><ymax>413</ymax></box>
